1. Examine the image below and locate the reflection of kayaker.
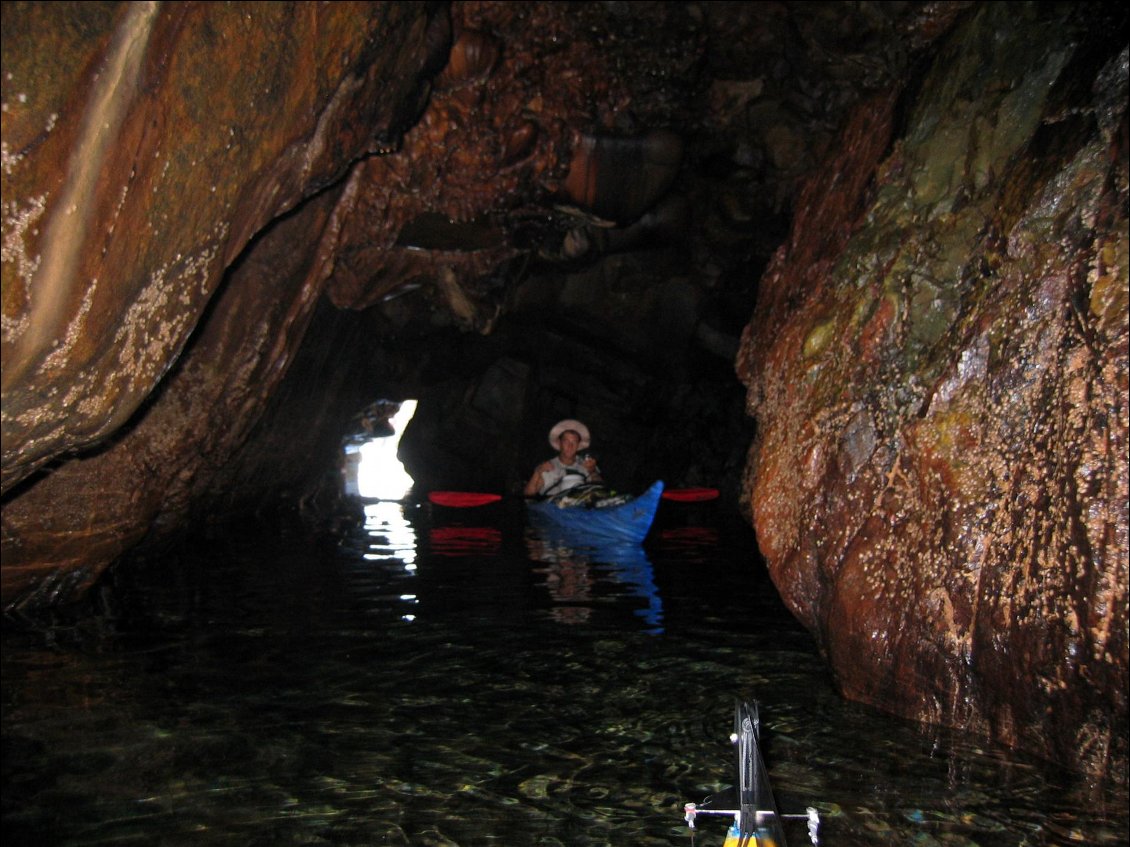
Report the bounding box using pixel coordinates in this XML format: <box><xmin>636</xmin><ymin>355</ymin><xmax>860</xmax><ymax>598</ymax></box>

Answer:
<box><xmin>524</xmin><ymin>419</ymin><xmax>602</xmax><ymax>497</ymax></box>
<box><xmin>525</xmin><ymin>529</ymin><xmax>664</xmax><ymax>632</ymax></box>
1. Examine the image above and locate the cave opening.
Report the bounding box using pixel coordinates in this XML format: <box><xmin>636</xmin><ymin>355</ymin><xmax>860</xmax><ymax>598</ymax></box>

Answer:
<box><xmin>342</xmin><ymin>399</ymin><xmax>418</xmax><ymax>502</ymax></box>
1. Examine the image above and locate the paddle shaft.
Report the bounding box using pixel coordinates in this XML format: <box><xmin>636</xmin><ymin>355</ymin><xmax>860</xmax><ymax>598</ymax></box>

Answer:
<box><xmin>431</xmin><ymin>487</ymin><xmax>717</xmax><ymax>506</ymax></box>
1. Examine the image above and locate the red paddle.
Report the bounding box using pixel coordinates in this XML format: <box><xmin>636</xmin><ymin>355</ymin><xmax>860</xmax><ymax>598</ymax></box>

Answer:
<box><xmin>661</xmin><ymin>487</ymin><xmax>720</xmax><ymax>502</ymax></box>
<box><xmin>427</xmin><ymin>491</ymin><xmax>503</xmax><ymax>507</ymax></box>
<box><xmin>429</xmin><ymin>487</ymin><xmax>719</xmax><ymax>506</ymax></box>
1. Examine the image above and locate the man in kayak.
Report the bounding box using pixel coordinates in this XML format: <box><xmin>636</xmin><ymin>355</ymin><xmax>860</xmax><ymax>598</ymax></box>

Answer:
<box><xmin>524</xmin><ymin>419</ymin><xmax>603</xmax><ymax>497</ymax></box>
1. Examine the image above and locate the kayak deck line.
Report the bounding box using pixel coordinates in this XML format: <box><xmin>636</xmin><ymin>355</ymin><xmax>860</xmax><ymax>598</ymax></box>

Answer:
<box><xmin>682</xmin><ymin>701</ymin><xmax>821</xmax><ymax>846</ymax></box>
<box><xmin>683</xmin><ymin>808</ymin><xmax>821</xmax><ymax>847</ymax></box>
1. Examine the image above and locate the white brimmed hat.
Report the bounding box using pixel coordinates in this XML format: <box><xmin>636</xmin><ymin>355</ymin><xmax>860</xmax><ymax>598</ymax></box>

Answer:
<box><xmin>548</xmin><ymin>419</ymin><xmax>591</xmax><ymax>450</ymax></box>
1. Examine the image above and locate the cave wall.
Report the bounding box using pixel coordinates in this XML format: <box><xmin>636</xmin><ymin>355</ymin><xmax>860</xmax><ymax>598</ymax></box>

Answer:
<box><xmin>392</xmin><ymin>274</ymin><xmax>758</xmax><ymax>498</ymax></box>
<box><xmin>737</xmin><ymin>3</ymin><xmax>1128</xmax><ymax>780</ymax></box>
<box><xmin>203</xmin><ymin>295</ymin><xmax>396</xmax><ymax>523</ymax></box>
<box><xmin>1</xmin><ymin>1</ymin><xmax>447</xmax><ymax>608</ymax></box>
<box><xmin>1</xmin><ymin>2</ymin><xmax>444</xmax><ymax>492</ymax></box>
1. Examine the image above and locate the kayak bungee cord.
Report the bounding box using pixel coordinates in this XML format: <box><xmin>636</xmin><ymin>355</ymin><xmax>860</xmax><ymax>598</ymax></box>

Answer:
<box><xmin>681</xmin><ymin>701</ymin><xmax>821</xmax><ymax>846</ymax></box>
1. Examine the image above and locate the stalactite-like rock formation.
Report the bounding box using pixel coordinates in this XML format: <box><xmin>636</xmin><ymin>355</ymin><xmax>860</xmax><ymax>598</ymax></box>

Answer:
<box><xmin>737</xmin><ymin>3</ymin><xmax>1128</xmax><ymax>780</ymax></box>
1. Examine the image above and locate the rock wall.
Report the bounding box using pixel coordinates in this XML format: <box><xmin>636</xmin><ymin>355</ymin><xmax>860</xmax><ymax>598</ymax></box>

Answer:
<box><xmin>738</xmin><ymin>3</ymin><xmax>1128</xmax><ymax>780</ymax></box>
<box><xmin>1</xmin><ymin>2</ymin><xmax>446</xmax><ymax>608</ymax></box>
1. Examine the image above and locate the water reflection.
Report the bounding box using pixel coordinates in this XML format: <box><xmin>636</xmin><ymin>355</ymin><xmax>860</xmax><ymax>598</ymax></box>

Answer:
<box><xmin>427</xmin><ymin>526</ymin><xmax>503</xmax><ymax>557</ymax></box>
<box><xmin>525</xmin><ymin>529</ymin><xmax>664</xmax><ymax>634</ymax></box>
<box><xmin>2</xmin><ymin>502</ymin><xmax>1127</xmax><ymax>847</ymax></box>
<box><xmin>358</xmin><ymin>501</ymin><xmax>418</xmax><ymax>621</ymax></box>
<box><xmin>657</xmin><ymin>524</ymin><xmax>719</xmax><ymax>554</ymax></box>
<box><xmin>360</xmin><ymin>501</ymin><xmax>416</xmax><ymax>567</ymax></box>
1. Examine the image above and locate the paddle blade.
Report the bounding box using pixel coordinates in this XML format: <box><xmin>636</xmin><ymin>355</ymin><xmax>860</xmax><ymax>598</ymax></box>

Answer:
<box><xmin>427</xmin><ymin>491</ymin><xmax>503</xmax><ymax>507</ymax></box>
<box><xmin>662</xmin><ymin>487</ymin><xmax>719</xmax><ymax>502</ymax></box>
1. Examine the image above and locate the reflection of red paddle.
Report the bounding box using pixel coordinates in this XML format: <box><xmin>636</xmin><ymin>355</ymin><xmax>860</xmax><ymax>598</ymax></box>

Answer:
<box><xmin>427</xmin><ymin>491</ymin><xmax>503</xmax><ymax>507</ymax></box>
<box><xmin>429</xmin><ymin>526</ymin><xmax>502</xmax><ymax>556</ymax></box>
<box><xmin>661</xmin><ymin>487</ymin><xmax>719</xmax><ymax>502</ymax></box>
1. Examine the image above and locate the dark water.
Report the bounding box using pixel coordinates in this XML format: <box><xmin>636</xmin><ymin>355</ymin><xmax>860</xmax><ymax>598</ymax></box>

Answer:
<box><xmin>2</xmin><ymin>496</ymin><xmax>1127</xmax><ymax>847</ymax></box>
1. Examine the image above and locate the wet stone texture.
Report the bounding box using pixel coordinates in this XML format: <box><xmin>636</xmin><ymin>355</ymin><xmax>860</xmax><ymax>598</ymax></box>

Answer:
<box><xmin>737</xmin><ymin>4</ymin><xmax>1128</xmax><ymax>781</ymax></box>
<box><xmin>1</xmin><ymin>2</ymin><xmax>446</xmax><ymax>608</ymax></box>
<box><xmin>1</xmin><ymin>3</ymin><xmax>442</xmax><ymax>490</ymax></box>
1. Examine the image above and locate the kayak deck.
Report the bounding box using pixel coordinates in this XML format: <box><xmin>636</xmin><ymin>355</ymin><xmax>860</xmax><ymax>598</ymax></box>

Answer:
<box><xmin>683</xmin><ymin>701</ymin><xmax>820</xmax><ymax>846</ymax></box>
<box><xmin>526</xmin><ymin>480</ymin><xmax>664</xmax><ymax>544</ymax></box>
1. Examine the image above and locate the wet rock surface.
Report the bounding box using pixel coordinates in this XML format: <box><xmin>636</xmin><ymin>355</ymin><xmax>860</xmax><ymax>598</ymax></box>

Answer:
<box><xmin>1</xmin><ymin>2</ymin><xmax>442</xmax><ymax>490</ymax></box>
<box><xmin>737</xmin><ymin>3</ymin><xmax>1128</xmax><ymax>780</ymax></box>
<box><xmin>2</xmin><ymin>2</ymin><xmax>1125</xmax><ymax>781</ymax></box>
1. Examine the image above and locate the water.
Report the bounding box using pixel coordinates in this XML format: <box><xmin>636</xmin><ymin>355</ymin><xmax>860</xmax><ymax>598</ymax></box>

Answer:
<box><xmin>2</xmin><ymin>496</ymin><xmax>1126</xmax><ymax>846</ymax></box>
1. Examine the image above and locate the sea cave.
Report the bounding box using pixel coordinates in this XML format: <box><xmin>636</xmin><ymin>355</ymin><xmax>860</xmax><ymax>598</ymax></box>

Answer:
<box><xmin>2</xmin><ymin>0</ymin><xmax>1127</xmax><ymax>827</ymax></box>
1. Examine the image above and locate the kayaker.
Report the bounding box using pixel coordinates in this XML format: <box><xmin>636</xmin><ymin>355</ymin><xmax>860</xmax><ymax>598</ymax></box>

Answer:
<box><xmin>524</xmin><ymin>418</ymin><xmax>603</xmax><ymax>497</ymax></box>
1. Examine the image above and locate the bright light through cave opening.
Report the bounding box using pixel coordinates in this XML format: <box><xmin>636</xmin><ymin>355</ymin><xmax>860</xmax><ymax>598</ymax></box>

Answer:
<box><xmin>342</xmin><ymin>399</ymin><xmax>417</xmax><ymax>501</ymax></box>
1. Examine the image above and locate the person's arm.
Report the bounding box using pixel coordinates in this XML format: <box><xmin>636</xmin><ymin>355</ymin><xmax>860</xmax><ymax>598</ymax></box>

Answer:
<box><xmin>524</xmin><ymin>461</ymin><xmax>553</xmax><ymax>497</ymax></box>
<box><xmin>582</xmin><ymin>456</ymin><xmax>602</xmax><ymax>483</ymax></box>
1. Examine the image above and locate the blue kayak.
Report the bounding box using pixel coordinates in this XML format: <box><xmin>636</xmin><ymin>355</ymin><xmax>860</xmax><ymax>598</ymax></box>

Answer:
<box><xmin>526</xmin><ymin>480</ymin><xmax>664</xmax><ymax>544</ymax></box>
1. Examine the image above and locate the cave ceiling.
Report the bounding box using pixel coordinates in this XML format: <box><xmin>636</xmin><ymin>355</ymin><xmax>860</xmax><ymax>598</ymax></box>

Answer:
<box><xmin>324</xmin><ymin>0</ymin><xmax>965</xmax><ymax>327</ymax></box>
<box><xmin>261</xmin><ymin>0</ymin><xmax>976</xmax><ymax>497</ymax></box>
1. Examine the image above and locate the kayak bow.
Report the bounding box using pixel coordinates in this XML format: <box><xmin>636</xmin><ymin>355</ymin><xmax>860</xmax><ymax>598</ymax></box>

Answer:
<box><xmin>682</xmin><ymin>701</ymin><xmax>821</xmax><ymax>846</ymax></box>
<box><xmin>526</xmin><ymin>480</ymin><xmax>664</xmax><ymax>544</ymax></box>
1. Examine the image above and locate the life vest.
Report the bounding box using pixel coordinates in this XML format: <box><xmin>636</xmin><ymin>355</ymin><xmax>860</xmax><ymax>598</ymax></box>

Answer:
<box><xmin>540</xmin><ymin>457</ymin><xmax>592</xmax><ymax>496</ymax></box>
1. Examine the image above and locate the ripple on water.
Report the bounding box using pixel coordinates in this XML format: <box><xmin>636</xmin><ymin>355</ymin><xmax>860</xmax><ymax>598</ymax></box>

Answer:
<box><xmin>2</xmin><ymin>508</ymin><xmax>1127</xmax><ymax>846</ymax></box>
